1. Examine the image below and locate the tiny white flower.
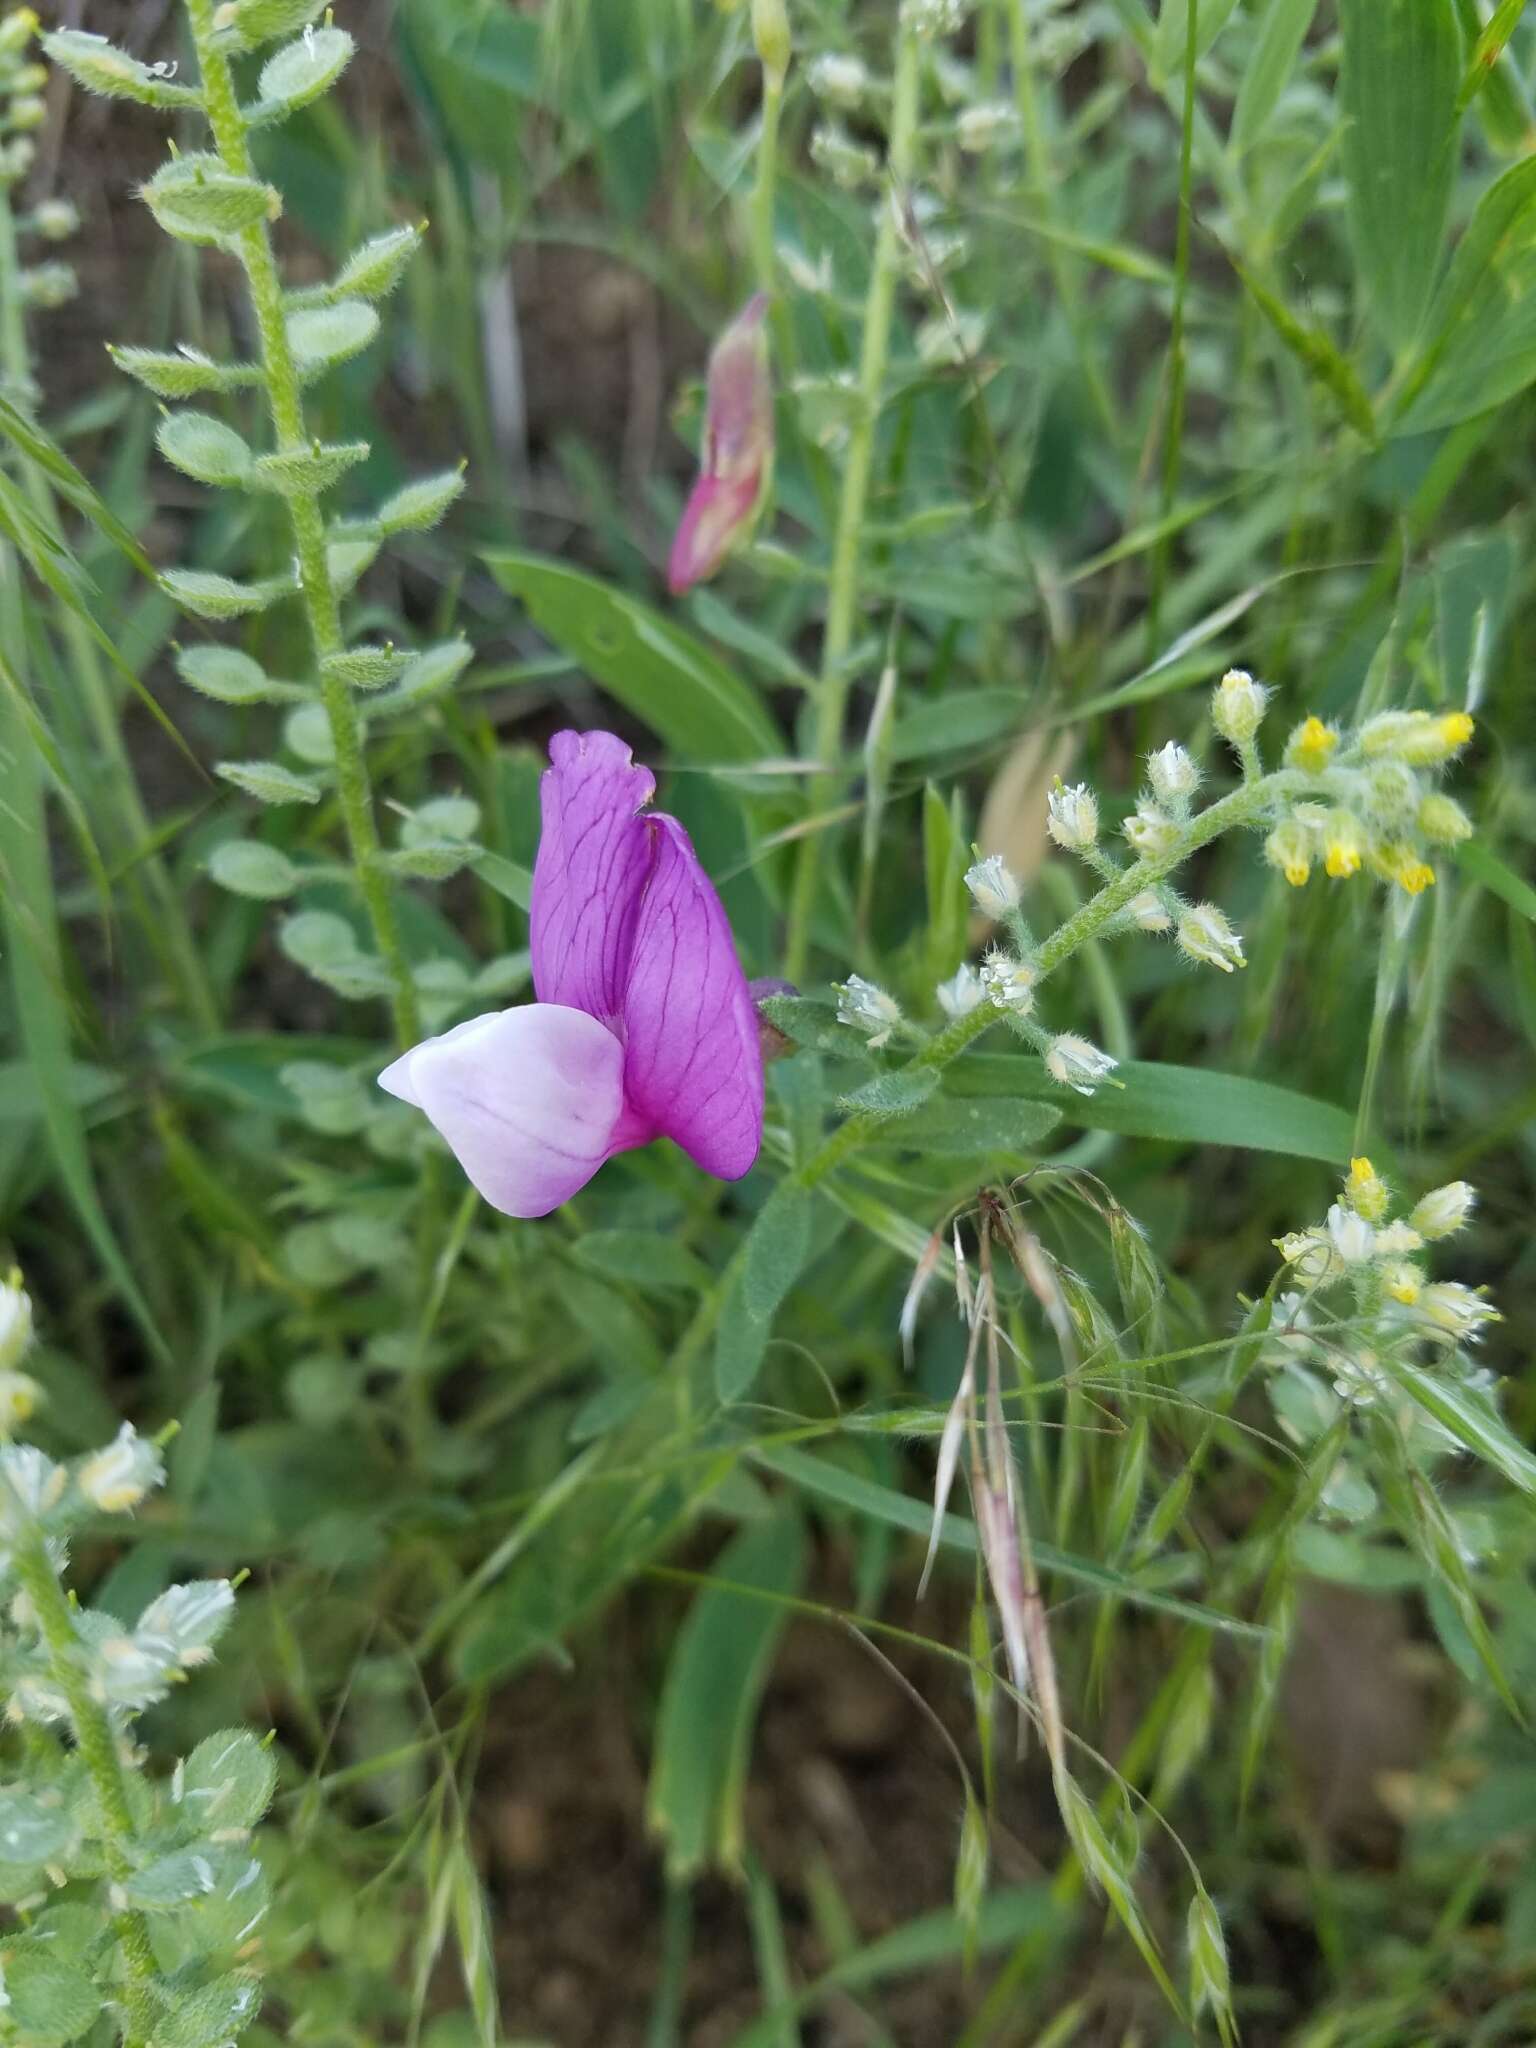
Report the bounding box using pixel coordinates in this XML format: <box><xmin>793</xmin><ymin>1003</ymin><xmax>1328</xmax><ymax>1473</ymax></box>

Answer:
<box><xmin>1176</xmin><ymin>902</ymin><xmax>1246</xmax><ymax>973</ymax></box>
<box><xmin>1046</xmin><ymin>782</ymin><xmax>1099</xmax><ymax>852</ymax></box>
<box><xmin>935</xmin><ymin>963</ymin><xmax>985</xmax><ymax>1019</ymax></box>
<box><xmin>1045</xmin><ymin>1033</ymin><xmax>1119</xmax><ymax>1096</ymax></box>
<box><xmin>1373</xmin><ymin>1219</ymin><xmax>1424</xmax><ymax>1256</ymax></box>
<box><xmin>980</xmin><ymin>950</ymin><xmax>1036</xmax><ymax>1015</ymax></box>
<box><xmin>807</xmin><ymin>52</ymin><xmax>868</xmax><ymax>107</ymax></box>
<box><xmin>1146</xmin><ymin>741</ymin><xmax>1200</xmax><ymax>806</ymax></box>
<box><xmin>1128</xmin><ymin>889</ymin><xmax>1172</xmax><ymax>932</ymax></box>
<box><xmin>1124</xmin><ymin>802</ymin><xmax>1181</xmax><ymax>862</ymax></box>
<box><xmin>1415</xmin><ymin>1282</ymin><xmax>1499</xmax><ymax>1345</ymax></box>
<box><xmin>1325</xmin><ymin>1202</ymin><xmax>1375</xmax><ymax>1265</ymax></box>
<box><xmin>1275</xmin><ymin>1228</ymin><xmax>1339</xmax><ymax>1286</ymax></box>
<box><xmin>964</xmin><ymin>853</ymin><xmax>1020</xmax><ymax>921</ymax></box>
<box><xmin>1211</xmin><ymin>669</ymin><xmax>1269</xmax><ymax>745</ymax></box>
<box><xmin>0</xmin><ymin>1277</ymin><xmax>31</xmax><ymax>1376</ymax></box>
<box><xmin>0</xmin><ymin>1374</ymin><xmax>40</xmax><ymax>1438</ymax></box>
<box><xmin>76</xmin><ymin>1424</ymin><xmax>164</xmax><ymax>1516</ymax></box>
<box><xmin>957</xmin><ymin>100</ymin><xmax>1021</xmax><ymax>152</ymax></box>
<box><xmin>1409</xmin><ymin>1181</ymin><xmax>1476</xmax><ymax>1241</ymax></box>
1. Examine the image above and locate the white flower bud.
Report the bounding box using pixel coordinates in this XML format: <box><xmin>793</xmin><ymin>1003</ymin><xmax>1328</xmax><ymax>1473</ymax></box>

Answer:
<box><xmin>31</xmin><ymin>197</ymin><xmax>79</xmax><ymax>242</ymax></box>
<box><xmin>0</xmin><ymin>1276</ymin><xmax>32</xmax><ymax>1374</ymax></box>
<box><xmin>1128</xmin><ymin>889</ymin><xmax>1172</xmax><ymax>932</ymax></box>
<box><xmin>901</xmin><ymin>0</ymin><xmax>969</xmax><ymax>36</ymax></box>
<box><xmin>1274</xmin><ymin>1228</ymin><xmax>1339</xmax><ymax>1286</ymax></box>
<box><xmin>1146</xmin><ymin>741</ymin><xmax>1200</xmax><ymax>806</ymax></box>
<box><xmin>77</xmin><ymin>1423</ymin><xmax>163</xmax><ymax>1516</ymax></box>
<box><xmin>836</xmin><ymin>975</ymin><xmax>902</xmax><ymax>1047</ymax></box>
<box><xmin>1124</xmin><ymin>802</ymin><xmax>1181</xmax><ymax>862</ymax></box>
<box><xmin>957</xmin><ymin>100</ymin><xmax>1021</xmax><ymax>152</ymax></box>
<box><xmin>1211</xmin><ymin>669</ymin><xmax>1269</xmax><ymax>746</ymax></box>
<box><xmin>1325</xmin><ymin>1202</ymin><xmax>1375</xmax><ymax>1264</ymax></box>
<box><xmin>980</xmin><ymin>950</ymin><xmax>1036</xmax><ymax>1015</ymax></box>
<box><xmin>964</xmin><ymin>853</ymin><xmax>1020</xmax><ymax>920</ymax></box>
<box><xmin>0</xmin><ymin>1373</ymin><xmax>40</xmax><ymax>1436</ymax></box>
<box><xmin>807</xmin><ymin>52</ymin><xmax>867</xmax><ymax>107</ymax></box>
<box><xmin>0</xmin><ymin>1444</ymin><xmax>66</xmax><ymax>1527</ymax></box>
<box><xmin>1373</xmin><ymin>1219</ymin><xmax>1424</xmax><ymax>1256</ymax></box>
<box><xmin>1415</xmin><ymin>1282</ymin><xmax>1499</xmax><ymax>1345</ymax></box>
<box><xmin>1409</xmin><ymin>1181</ymin><xmax>1475</xmax><ymax>1241</ymax></box>
<box><xmin>935</xmin><ymin>963</ymin><xmax>984</xmax><ymax>1019</ymax></box>
<box><xmin>1176</xmin><ymin>902</ymin><xmax>1245</xmax><ymax>973</ymax></box>
<box><xmin>1045</xmin><ymin>1033</ymin><xmax>1118</xmax><ymax>1096</ymax></box>
<box><xmin>1046</xmin><ymin>781</ymin><xmax>1098</xmax><ymax>851</ymax></box>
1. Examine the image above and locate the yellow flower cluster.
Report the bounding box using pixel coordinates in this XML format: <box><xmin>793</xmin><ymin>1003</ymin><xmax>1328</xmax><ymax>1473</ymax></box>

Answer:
<box><xmin>1261</xmin><ymin>708</ymin><xmax>1475</xmax><ymax>896</ymax></box>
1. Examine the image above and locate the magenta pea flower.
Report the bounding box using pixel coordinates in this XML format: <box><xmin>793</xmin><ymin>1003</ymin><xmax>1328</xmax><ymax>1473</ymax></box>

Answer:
<box><xmin>379</xmin><ymin>731</ymin><xmax>764</xmax><ymax>1217</ymax></box>
<box><xmin>667</xmin><ymin>293</ymin><xmax>773</xmax><ymax>596</ymax></box>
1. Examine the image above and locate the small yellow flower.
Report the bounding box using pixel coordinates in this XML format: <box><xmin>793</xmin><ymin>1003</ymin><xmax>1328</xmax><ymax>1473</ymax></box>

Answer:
<box><xmin>1345</xmin><ymin>1156</ymin><xmax>1390</xmax><ymax>1223</ymax></box>
<box><xmin>1383</xmin><ymin>1263</ymin><xmax>1422</xmax><ymax>1306</ymax></box>
<box><xmin>1264</xmin><ymin>819</ymin><xmax>1312</xmax><ymax>887</ymax></box>
<box><xmin>1360</xmin><ymin>709</ymin><xmax>1475</xmax><ymax>766</ymax></box>
<box><xmin>1322</xmin><ymin>812</ymin><xmax>1363</xmax><ymax>879</ymax></box>
<box><xmin>1286</xmin><ymin>716</ymin><xmax>1339</xmax><ymax>774</ymax></box>
<box><xmin>1396</xmin><ymin>858</ymin><xmax>1436</xmax><ymax>896</ymax></box>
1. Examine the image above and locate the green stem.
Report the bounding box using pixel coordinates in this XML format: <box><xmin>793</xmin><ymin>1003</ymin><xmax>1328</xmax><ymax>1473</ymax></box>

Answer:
<box><xmin>13</xmin><ymin>1536</ymin><xmax>159</xmax><ymax>2044</ymax></box>
<box><xmin>1149</xmin><ymin>0</ymin><xmax>1199</xmax><ymax>644</ymax></box>
<box><xmin>783</xmin><ymin>22</ymin><xmax>922</xmax><ymax>982</ymax></box>
<box><xmin>183</xmin><ymin>0</ymin><xmax>419</xmax><ymax>1048</ymax></box>
<box><xmin>750</xmin><ymin>73</ymin><xmax>782</xmax><ymax>299</ymax></box>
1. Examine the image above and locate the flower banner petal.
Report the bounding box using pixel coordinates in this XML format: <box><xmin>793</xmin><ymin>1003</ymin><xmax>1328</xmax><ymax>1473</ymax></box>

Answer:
<box><xmin>531</xmin><ymin>730</ymin><xmax>655</xmax><ymax>1025</ymax></box>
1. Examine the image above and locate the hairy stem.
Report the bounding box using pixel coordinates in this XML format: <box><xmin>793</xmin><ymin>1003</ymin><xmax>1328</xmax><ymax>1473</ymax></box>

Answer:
<box><xmin>12</xmin><ymin>1536</ymin><xmax>159</xmax><ymax>2042</ymax></box>
<box><xmin>783</xmin><ymin>21</ymin><xmax>922</xmax><ymax>982</ymax></box>
<box><xmin>183</xmin><ymin>0</ymin><xmax>419</xmax><ymax>1047</ymax></box>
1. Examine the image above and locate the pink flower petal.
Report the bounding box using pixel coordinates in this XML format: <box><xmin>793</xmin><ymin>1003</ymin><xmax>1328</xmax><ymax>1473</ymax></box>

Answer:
<box><xmin>530</xmin><ymin>730</ymin><xmax>656</xmax><ymax>1025</ymax></box>
<box><xmin>666</xmin><ymin>471</ymin><xmax>763</xmax><ymax>596</ymax></box>
<box><xmin>379</xmin><ymin>1004</ymin><xmax>628</xmax><ymax>1218</ymax></box>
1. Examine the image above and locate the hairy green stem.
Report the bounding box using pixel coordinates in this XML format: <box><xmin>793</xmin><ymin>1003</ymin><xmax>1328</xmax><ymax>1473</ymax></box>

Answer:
<box><xmin>183</xmin><ymin>0</ymin><xmax>419</xmax><ymax>1047</ymax></box>
<box><xmin>783</xmin><ymin>22</ymin><xmax>922</xmax><ymax>982</ymax></box>
<box><xmin>13</xmin><ymin>1535</ymin><xmax>159</xmax><ymax>2042</ymax></box>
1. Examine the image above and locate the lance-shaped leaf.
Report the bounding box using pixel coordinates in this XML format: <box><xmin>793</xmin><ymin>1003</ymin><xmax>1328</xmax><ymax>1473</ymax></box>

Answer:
<box><xmin>43</xmin><ymin>28</ymin><xmax>202</xmax><ymax>106</ymax></box>
<box><xmin>378</xmin><ymin>467</ymin><xmax>466</xmax><ymax>534</ymax></box>
<box><xmin>215</xmin><ymin>759</ymin><xmax>322</xmax><ymax>806</ymax></box>
<box><xmin>252</xmin><ymin>439</ymin><xmax>369</xmax><ymax>495</ymax></box>
<box><xmin>247</xmin><ymin>24</ymin><xmax>354</xmax><ymax>123</ymax></box>
<box><xmin>320</xmin><ymin>645</ymin><xmax>408</xmax><ymax>690</ymax></box>
<box><xmin>288</xmin><ymin>224</ymin><xmax>425</xmax><ymax>311</ymax></box>
<box><xmin>142</xmin><ymin>153</ymin><xmax>280</xmax><ymax>244</ymax></box>
<box><xmin>375</xmin><ymin>637</ymin><xmax>473</xmax><ymax>708</ymax></box>
<box><xmin>162</xmin><ymin>568</ymin><xmax>292</xmax><ymax>620</ymax></box>
<box><xmin>112</xmin><ymin>345</ymin><xmax>262</xmax><ymax>399</ymax></box>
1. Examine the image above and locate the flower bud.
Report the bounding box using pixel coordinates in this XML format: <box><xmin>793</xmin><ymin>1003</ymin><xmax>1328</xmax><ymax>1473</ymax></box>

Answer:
<box><xmin>1124</xmin><ymin>802</ymin><xmax>1181</xmax><ymax>862</ymax></box>
<box><xmin>901</xmin><ymin>0</ymin><xmax>969</xmax><ymax>35</ymax></box>
<box><xmin>1129</xmin><ymin>888</ymin><xmax>1172</xmax><ymax>932</ymax></box>
<box><xmin>1322</xmin><ymin>811</ymin><xmax>1364</xmax><ymax>879</ymax></box>
<box><xmin>1211</xmin><ymin>669</ymin><xmax>1268</xmax><ymax>746</ymax></box>
<box><xmin>957</xmin><ymin>100</ymin><xmax>1021</xmax><ymax>152</ymax></box>
<box><xmin>1382</xmin><ymin>1262</ymin><xmax>1422</xmax><ymax>1306</ymax></box>
<box><xmin>935</xmin><ymin>962</ymin><xmax>984</xmax><ymax>1019</ymax></box>
<box><xmin>0</xmin><ymin>1274</ymin><xmax>32</xmax><ymax>1375</ymax></box>
<box><xmin>809</xmin><ymin>125</ymin><xmax>879</xmax><ymax>189</ymax></box>
<box><xmin>1373</xmin><ymin>1218</ymin><xmax>1423</xmax><ymax>1256</ymax></box>
<box><xmin>0</xmin><ymin>13</ymin><xmax>37</xmax><ymax>60</ymax></box>
<box><xmin>836</xmin><ymin>974</ymin><xmax>902</xmax><ymax>1046</ymax></box>
<box><xmin>1176</xmin><ymin>902</ymin><xmax>1245</xmax><ymax>973</ymax></box>
<box><xmin>1378</xmin><ymin>843</ymin><xmax>1436</xmax><ymax>896</ymax></box>
<box><xmin>1045</xmin><ymin>780</ymin><xmax>1098</xmax><ymax>852</ymax></box>
<box><xmin>0</xmin><ymin>1370</ymin><xmax>38</xmax><ymax>1435</ymax></box>
<box><xmin>1416</xmin><ymin>793</ymin><xmax>1472</xmax><ymax>845</ymax></box>
<box><xmin>6</xmin><ymin>91</ymin><xmax>43</xmax><ymax>129</ymax></box>
<box><xmin>1146</xmin><ymin>741</ymin><xmax>1199</xmax><ymax>807</ymax></box>
<box><xmin>30</xmin><ymin>196</ymin><xmax>78</xmax><ymax>241</ymax></box>
<box><xmin>964</xmin><ymin>853</ymin><xmax>1020</xmax><ymax>920</ymax></box>
<box><xmin>76</xmin><ymin>1423</ymin><xmax>163</xmax><ymax>1515</ymax></box>
<box><xmin>0</xmin><ymin>1443</ymin><xmax>64</xmax><ymax>1525</ymax></box>
<box><xmin>1409</xmin><ymin>1181</ymin><xmax>1475</xmax><ymax>1241</ymax></box>
<box><xmin>1416</xmin><ymin>1281</ymin><xmax>1498</xmax><ymax>1344</ymax></box>
<box><xmin>1359</xmin><ymin>709</ymin><xmax>1474</xmax><ymax>765</ymax></box>
<box><xmin>752</xmin><ymin>0</ymin><xmax>791</xmax><ymax>90</ymax></box>
<box><xmin>1264</xmin><ymin>818</ymin><xmax>1312</xmax><ymax>888</ymax></box>
<box><xmin>1275</xmin><ymin>1227</ymin><xmax>1338</xmax><ymax>1286</ymax></box>
<box><xmin>1285</xmin><ymin>716</ymin><xmax>1339</xmax><ymax>775</ymax></box>
<box><xmin>1045</xmin><ymin>1033</ymin><xmax>1118</xmax><ymax>1096</ymax></box>
<box><xmin>667</xmin><ymin>295</ymin><xmax>772</xmax><ymax>596</ymax></box>
<box><xmin>19</xmin><ymin>261</ymin><xmax>75</xmax><ymax>309</ymax></box>
<box><xmin>806</xmin><ymin>52</ymin><xmax>866</xmax><ymax>107</ymax></box>
<box><xmin>980</xmin><ymin>950</ymin><xmax>1036</xmax><ymax>1014</ymax></box>
<box><xmin>1344</xmin><ymin>1155</ymin><xmax>1390</xmax><ymax>1224</ymax></box>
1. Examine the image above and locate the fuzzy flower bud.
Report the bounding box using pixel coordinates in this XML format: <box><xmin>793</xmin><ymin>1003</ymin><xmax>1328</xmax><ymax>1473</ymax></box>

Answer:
<box><xmin>837</xmin><ymin>974</ymin><xmax>902</xmax><ymax>1046</ymax></box>
<box><xmin>1344</xmin><ymin>1156</ymin><xmax>1390</xmax><ymax>1224</ymax></box>
<box><xmin>1146</xmin><ymin>741</ymin><xmax>1200</xmax><ymax>807</ymax></box>
<box><xmin>1382</xmin><ymin>1262</ymin><xmax>1423</xmax><ymax>1305</ymax></box>
<box><xmin>1284</xmin><ymin>716</ymin><xmax>1339</xmax><ymax>774</ymax></box>
<box><xmin>1416</xmin><ymin>793</ymin><xmax>1472</xmax><ymax>845</ymax></box>
<box><xmin>1045</xmin><ymin>1033</ymin><xmax>1118</xmax><ymax>1096</ymax></box>
<box><xmin>964</xmin><ymin>853</ymin><xmax>1020</xmax><ymax>920</ymax></box>
<box><xmin>1359</xmin><ymin>709</ymin><xmax>1475</xmax><ymax>765</ymax></box>
<box><xmin>6</xmin><ymin>92</ymin><xmax>43</xmax><ymax>130</ymax></box>
<box><xmin>1129</xmin><ymin>889</ymin><xmax>1172</xmax><ymax>932</ymax></box>
<box><xmin>1176</xmin><ymin>902</ymin><xmax>1245</xmax><ymax>973</ymax></box>
<box><xmin>19</xmin><ymin>261</ymin><xmax>75</xmax><ymax>309</ymax></box>
<box><xmin>76</xmin><ymin>1423</ymin><xmax>163</xmax><ymax>1516</ymax></box>
<box><xmin>751</xmin><ymin>0</ymin><xmax>792</xmax><ymax>89</ymax></box>
<box><xmin>1415</xmin><ymin>1282</ymin><xmax>1499</xmax><ymax>1345</ymax></box>
<box><xmin>807</xmin><ymin>52</ymin><xmax>867</xmax><ymax>107</ymax></box>
<box><xmin>1322</xmin><ymin>810</ymin><xmax>1364</xmax><ymax>879</ymax></box>
<box><xmin>1373</xmin><ymin>1219</ymin><xmax>1424</xmax><ymax>1256</ymax></box>
<box><xmin>957</xmin><ymin>100</ymin><xmax>1021</xmax><ymax>152</ymax></box>
<box><xmin>0</xmin><ymin>1372</ymin><xmax>39</xmax><ymax>1436</ymax></box>
<box><xmin>935</xmin><ymin>962</ymin><xmax>984</xmax><ymax>1019</ymax></box>
<box><xmin>980</xmin><ymin>950</ymin><xmax>1036</xmax><ymax>1015</ymax></box>
<box><xmin>1124</xmin><ymin>802</ymin><xmax>1181</xmax><ymax>862</ymax></box>
<box><xmin>0</xmin><ymin>1274</ymin><xmax>32</xmax><ymax>1375</ymax></box>
<box><xmin>809</xmin><ymin>125</ymin><xmax>879</xmax><ymax>188</ymax></box>
<box><xmin>668</xmin><ymin>295</ymin><xmax>772</xmax><ymax>596</ymax></box>
<box><xmin>1409</xmin><ymin>1181</ymin><xmax>1475</xmax><ymax>1241</ymax></box>
<box><xmin>1045</xmin><ymin>781</ymin><xmax>1098</xmax><ymax>851</ymax></box>
<box><xmin>1212</xmin><ymin>669</ymin><xmax>1268</xmax><ymax>746</ymax></box>
<box><xmin>1275</xmin><ymin>1228</ymin><xmax>1338</xmax><ymax>1286</ymax></box>
<box><xmin>30</xmin><ymin>197</ymin><xmax>78</xmax><ymax>241</ymax></box>
<box><xmin>0</xmin><ymin>1443</ymin><xmax>64</xmax><ymax>1525</ymax></box>
<box><xmin>1374</xmin><ymin>843</ymin><xmax>1436</xmax><ymax>896</ymax></box>
<box><xmin>0</xmin><ymin>14</ymin><xmax>37</xmax><ymax>60</ymax></box>
<box><xmin>1264</xmin><ymin>817</ymin><xmax>1313</xmax><ymax>888</ymax></box>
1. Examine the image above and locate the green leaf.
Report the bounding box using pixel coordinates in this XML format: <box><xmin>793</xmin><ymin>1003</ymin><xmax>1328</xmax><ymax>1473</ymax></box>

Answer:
<box><xmin>120</xmin><ymin>1850</ymin><xmax>221</xmax><ymax>1909</ymax></box>
<box><xmin>1391</xmin><ymin>1360</ymin><xmax>1536</xmax><ymax>1495</ymax></box>
<box><xmin>248</xmin><ymin>24</ymin><xmax>354</xmax><ymax>121</ymax></box>
<box><xmin>922</xmin><ymin>781</ymin><xmax>969</xmax><ymax>984</ymax></box>
<box><xmin>156</xmin><ymin>410</ymin><xmax>255</xmax><ymax>488</ymax></box>
<box><xmin>1455</xmin><ymin>837</ymin><xmax>1536</xmax><ymax>921</ymax></box>
<box><xmin>207</xmin><ymin>840</ymin><xmax>300</xmax><ymax>899</ymax></box>
<box><xmin>1398</xmin><ymin>158</ymin><xmax>1536</xmax><ymax>430</ymax></box>
<box><xmin>948</xmin><ymin>1055</ymin><xmax>1356</xmax><ymax>1161</ymax></box>
<box><xmin>378</xmin><ymin>468</ymin><xmax>466</xmax><ymax>533</ymax></box>
<box><xmin>162</xmin><ymin>569</ymin><xmax>291</xmax><ymax>620</ymax></box>
<box><xmin>151</xmin><ymin>1975</ymin><xmax>262</xmax><ymax>2048</ymax></box>
<box><xmin>252</xmin><ymin>440</ymin><xmax>370</xmax><ymax>494</ymax></box>
<box><xmin>179</xmin><ymin>1731</ymin><xmax>278</xmax><ymax>1833</ymax></box>
<box><xmin>215</xmin><ymin>758</ymin><xmax>322</xmax><ymax>806</ymax></box>
<box><xmin>715</xmin><ymin>1265</ymin><xmax>770</xmax><ymax>1404</ymax></box>
<box><xmin>1231</xmin><ymin>0</ymin><xmax>1321</xmax><ymax>154</ymax></box>
<box><xmin>1228</xmin><ymin>255</ymin><xmax>1376</xmax><ymax>438</ymax></box>
<box><xmin>141</xmin><ymin>153</ymin><xmax>280</xmax><ymax>243</ymax></box>
<box><xmin>111</xmin><ymin>346</ymin><xmax>262</xmax><ymax>400</ymax></box>
<box><xmin>384</xmin><ymin>841</ymin><xmax>475</xmax><ymax>881</ymax></box>
<box><xmin>647</xmin><ymin>1509</ymin><xmax>807</xmax><ymax>1876</ymax></box>
<box><xmin>839</xmin><ymin>1069</ymin><xmax>941</xmax><ymax>1117</ymax></box>
<box><xmin>571</xmin><ymin>1231</ymin><xmax>710</xmax><ymax>1295</ymax></box>
<box><xmin>484</xmin><ymin>550</ymin><xmax>780</xmax><ymax>762</ymax></box>
<box><xmin>891</xmin><ymin>687</ymin><xmax>1024</xmax><ymax>763</ymax></box>
<box><xmin>175</xmin><ymin>644</ymin><xmax>301</xmax><ymax>705</ymax></box>
<box><xmin>321</xmin><ymin>644</ymin><xmax>408</xmax><ymax>689</ymax></box>
<box><xmin>1339</xmin><ymin>0</ymin><xmax>1461</xmax><ymax>351</ymax></box>
<box><xmin>216</xmin><ymin>0</ymin><xmax>328</xmax><ymax>45</ymax></box>
<box><xmin>878</xmin><ymin>1092</ymin><xmax>1064</xmax><ymax>1157</ymax></box>
<box><xmin>757</xmin><ymin>994</ymin><xmax>871</xmax><ymax>1059</ymax></box>
<box><xmin>0</xmin><ymin>1790</ymin><xmax>73</xmax><ymax>1864</ymax></box>
<box><xmin>751</xmin><ymin>1445</ymin><xmax>1267</xmax><ymax>1637</ymax></box>
<box><xmin>287</xmin><ymin>299</ymin><xmax>380</xmax><ymax>376</ymax></box>
<box><xmin>741</xmin><ymin>1183</ymin><xmax>815</xmax><ymax>1323</ymax></box>
<box><xmin>470</xmin><ymin>850</ymin><xmax>533</xmax><ymax>909</ymax></box>
<box><xmin>379</xmin><ymin>637</ymin><xmax>474</xmax><ymax>707</ymax></box>
<box><xmin>282</xmin><ymin>703</ymin><xmax>334</xmax><ymax>765</ymax></box>
<box><xmin>2</xmin><ymin>1953</ymin><xmax>102</xmax><ymax>2046</ymax></box>
<box><xmin>43</xmin><ymin>28</ymin><xmax>201</xmax><ymax>107</ymax></box>
<box><xmin>322</xmin><ymin>223</ymin><xmax>425</xmax><ymax>302</ymax></box>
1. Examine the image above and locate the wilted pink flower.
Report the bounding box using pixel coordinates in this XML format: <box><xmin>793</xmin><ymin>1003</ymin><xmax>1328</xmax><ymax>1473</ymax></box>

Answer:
<box><xmin>380</xmin><ymin>731</ymin><xmax>764</xmax><ymax>1216</ymax></box>
<box><xmin>667</xmin><ymin>294</ymin><xmax>773</xmax><ymax>596</ymax></box>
